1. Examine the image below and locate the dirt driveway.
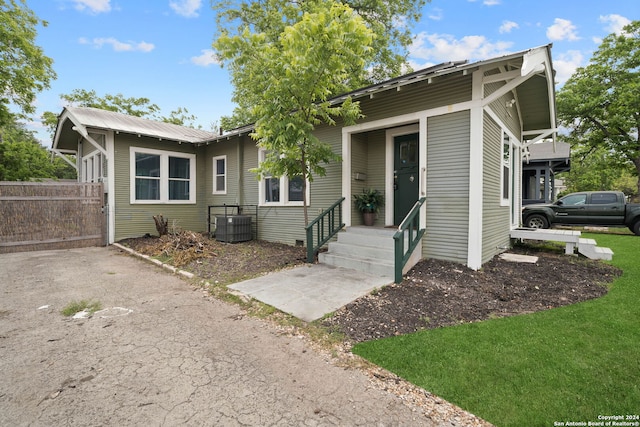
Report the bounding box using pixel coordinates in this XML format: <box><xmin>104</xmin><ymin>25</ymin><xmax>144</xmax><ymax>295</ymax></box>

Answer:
<box><xmin>0</xmin><ymin>247</ymin><xmax>443</xmax><ymax>426</ymax></box>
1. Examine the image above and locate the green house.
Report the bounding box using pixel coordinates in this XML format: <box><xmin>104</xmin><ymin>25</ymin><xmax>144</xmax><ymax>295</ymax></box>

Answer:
<box><xmin>52</xmin><ymin>45</ymin><xmax>557</xmax><ymax>275</ymax></box>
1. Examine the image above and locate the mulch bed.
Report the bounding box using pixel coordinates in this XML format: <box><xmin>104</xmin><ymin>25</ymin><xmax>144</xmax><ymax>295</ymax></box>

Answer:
<box><xmin>118</xmin><ymin>233</ymin><xmax>622</xmax><ymax>344</ymax></box>
<box><xmin>322</xmin><ymin>249</ymin><xmax>621</xmax><ymax>342</ymax></box>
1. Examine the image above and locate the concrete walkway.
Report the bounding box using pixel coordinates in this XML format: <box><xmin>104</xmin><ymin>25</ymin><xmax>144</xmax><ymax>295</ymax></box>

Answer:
<box><xmin>229</xmin><ymin>264</ymin><xmax>393</xmax><ymax>322</ymax></box>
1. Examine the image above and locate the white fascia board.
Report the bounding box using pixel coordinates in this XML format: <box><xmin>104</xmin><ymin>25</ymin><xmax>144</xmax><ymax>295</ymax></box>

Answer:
<box><xmin>521</xmin><ymin>47</ymin><xmax>548</xmax><ymax>77</ymax></box>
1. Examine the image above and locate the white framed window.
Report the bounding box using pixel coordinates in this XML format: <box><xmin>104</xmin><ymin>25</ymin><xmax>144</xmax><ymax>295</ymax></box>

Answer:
<box><xmin>81</xmin><ymin>132</ymin><xmax>107</xmax><ymax>183</ymax></box>
<box><xmin>82</xmin><ymin>152</ymin><xmax>105</xmax><ymax>183</ymax></box>
<box><xmin>258</xmin><ymin>149</ymin><xmax>308</xmax><ymax>206</ymax></box>
<box><xmin>129</xmin><ymin>147</ymin><xmax>196</xmax><ymax>204</ymax></box>
<box><xmin>500</xmin><ymin>132</ymin><xmax>513</xmax><ymax>206</ymax></box>
<box><xmin>212</xmin><ymin>155</ymin><xmax>227</xmax><ymax>194</ymax></box>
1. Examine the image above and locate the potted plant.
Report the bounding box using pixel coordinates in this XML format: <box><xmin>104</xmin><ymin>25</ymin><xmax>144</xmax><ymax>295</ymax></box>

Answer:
<box><xmin>353</xmin><ymin>188</ymin><xmax>384</xmax><ymax>226</ymax></box>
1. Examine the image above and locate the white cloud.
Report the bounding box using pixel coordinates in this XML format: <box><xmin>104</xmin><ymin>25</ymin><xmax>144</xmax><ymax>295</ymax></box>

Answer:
<box><xmin>410</xmin><ymin>32</ymin><xmax>513</xmax><ymax>64</ymax></box>
<box><xmin>428</xmin><ymin>8</ymin><xmax>443</xmax><ymax>21</ymax></box>
<box><xmin>79</xmin><ymin>37</ymin><xmax>155</xmax><ymax>52</ymax></box>
<box><xmin>191</xmin><ymin>49</ymin><xmax>219</xmax><ymax>67</ymax></box>
<box><xmin>499</xmin><ymin>20</ymin><xmax>519</xmax><ymax>34</ymax></box>
<box><xmin>483</xmin><ymin>0</ymin><xmax>500</xmax><ymax>5</ymax></box>
<box><xmin>599</xmin><ymin>14</ymin><xmax>632</xmax><ymax>36</ymax></box>
<box><xmin>553</xmin><ymin>50</ymin><xmax>584</xmax><ymax>86</ymax></box>
<box><xmin>546</xmin><ymin>18</ymin><xmax>580</xmax><ymax>42</ymax></box>
<box><xmin>169</xmin><ymin>0</ymin><xmax>202</xmax><ymax>18</ymax></box>
<box><xmin>73</xmin><ymin>0</ymin><xmax>111</xmax><ymax>14</ymax></box>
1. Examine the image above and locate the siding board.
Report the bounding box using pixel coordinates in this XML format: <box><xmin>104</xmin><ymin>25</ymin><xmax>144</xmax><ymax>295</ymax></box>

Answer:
<box><xmin>482</xmin><ymin>112</ymin><xmax>512</xmax><ymax>263</ymax></box>
<box><xmin>423</xmin><ymin>111</ymin><xmax>470</xmax><ymax>264</ymax></box>
<box><xmin>113</xmin><ymin>134</ymin><xmax>204</xmax><ymax>240</ymax></box>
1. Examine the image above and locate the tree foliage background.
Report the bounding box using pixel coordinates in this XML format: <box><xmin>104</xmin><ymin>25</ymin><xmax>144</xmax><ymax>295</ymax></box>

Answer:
<box><xmin>557</xmin><ymin>20</ymin><xmax>639</xmax><ymax>199</ymax></box>
<box><xmin>0</xmin><ymin>120</ymin><xmax>75</xmax><ymax>181</ymax></box>
<box><xmin>0</xmin><ymin>0</ymin><xmax>56</xmax><ymax>127</ymax></box>
<box><xmin>215</xmin><ymin>0</ymin><xmax>375</xmax><ymax>224</ymax></box>
<box><xmin>213</xmin><ymin>0</ymin><xmax>428</xmax><ymax>130</ymax></box>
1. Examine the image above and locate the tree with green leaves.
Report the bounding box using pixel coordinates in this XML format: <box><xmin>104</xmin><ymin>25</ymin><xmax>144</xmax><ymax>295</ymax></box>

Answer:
<box><xmin>0</xmin><ymin>118</ymin><xmax>75</xmax><ymax>181</ymax></box>
<box><xmin>0</xmin><ymin>0</ymin><xmax>56</xmax><ymax>127</ymax></box>
<box><xmin>560</xmin><ymin>145</ymin><xmax>638</xmax><ymax>197</ymax></box>
<box><xmin>213</xmin><ymin>0</ymin><xmax>428</xmax><ymax>129</ymax></box>
<box><xmin>216</xmin><ymin>0</ymin><xmax>374</xmax><ymax>225</ymax></box>
<box><xmin>557</xmin><ymin>20</ymin><xmax>640</xmax><ymax>197</ymax></box>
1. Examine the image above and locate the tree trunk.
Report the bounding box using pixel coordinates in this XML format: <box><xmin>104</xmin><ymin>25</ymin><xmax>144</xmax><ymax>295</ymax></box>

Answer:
<box><xmin>153</xmin><ymin>214</ymin><xmax>168</xmax><ymax>236</ymax></box>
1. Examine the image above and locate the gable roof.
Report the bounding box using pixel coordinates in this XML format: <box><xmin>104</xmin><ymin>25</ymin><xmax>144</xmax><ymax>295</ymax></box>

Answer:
<box><xmin>215</xmin><ymin>44</ymin><xmax>556</xmax><ymax>143</ymax></box>
<box><xmin>53</xmin><ymin>106</ymin><xmax>217</xmax><ymax>151</ymax></box>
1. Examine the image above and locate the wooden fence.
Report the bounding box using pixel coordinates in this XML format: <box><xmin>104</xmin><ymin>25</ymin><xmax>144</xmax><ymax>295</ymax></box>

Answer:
<box><xmin>0</xmin><ymin>182</ymin><xmax>105</xmax><ymax>254</ymax></box>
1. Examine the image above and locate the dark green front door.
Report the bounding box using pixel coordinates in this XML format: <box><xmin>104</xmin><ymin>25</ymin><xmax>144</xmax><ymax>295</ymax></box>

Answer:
<box><xmin>394</xmin><ymin>133</ymin><xmax>419</xmax><ymax>225</ymax></box>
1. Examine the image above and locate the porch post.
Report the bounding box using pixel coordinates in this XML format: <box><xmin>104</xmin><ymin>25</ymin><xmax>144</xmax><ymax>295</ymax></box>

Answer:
<box><xmin>467</xmin><ymin>69</ymin><xmax>484</xmax><ymax>270</ymax></box>
<box><xmin>342</xmin><ymin>129</ymin><xmax>352</xmax><ymax>227</ymax></box>
<box><xmin>419</xmin><ymin>116</ymin><xmax>427</xmax><ymax>229</ymax></box>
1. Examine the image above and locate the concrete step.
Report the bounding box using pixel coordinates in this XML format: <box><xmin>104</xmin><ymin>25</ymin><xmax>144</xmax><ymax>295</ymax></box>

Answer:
<box><xmin>577</xmin><ymin>238</ymin><xmax>614</xmax><ymax>261</ymax></box>
<box><xmin>327</xmin><ymin>241</ymin><xmax>394</xmax><ymax>260</ymax></box>
<box><xmin>336</xmin><ymin>227</ymin><xmax>395</xmax><ymax>249</ymax></box>
<box><xmin>318</xmin><ymin>252</ymin><xmax>394</xmax><ymax>278</ymax></box>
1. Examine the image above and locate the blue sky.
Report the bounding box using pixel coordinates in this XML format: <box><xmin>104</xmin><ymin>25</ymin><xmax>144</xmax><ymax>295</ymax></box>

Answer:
<box><xmin>26</xmin><ymin>0</ymin><xmax>638</xmax><ymax>144</ymax></box>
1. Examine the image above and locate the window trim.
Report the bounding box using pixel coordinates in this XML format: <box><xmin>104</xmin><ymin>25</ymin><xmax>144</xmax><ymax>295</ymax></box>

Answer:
<box><xmin>129</xmin><ymin>147</ymin><xmax>196</xmax><ymax>204</ymax></box>
<box><xmin>257</xmin><ymin>148</ymin><xmax>309</xmax><ymax>207</ymax></box>
<box><xmin>212</xmin><ymin>155</ymin><xmax>227</xmax><ymax>195</ymax></box>
<box><xmin>500</xmin><ymin>131</ymin><xmax>513</xmax><ymax>207</ymax></box>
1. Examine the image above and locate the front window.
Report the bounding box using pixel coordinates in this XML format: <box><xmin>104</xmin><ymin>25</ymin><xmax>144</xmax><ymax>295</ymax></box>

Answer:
<box><xmin>258</xmin><ymin>149</ymin><xmax>308</xmax><ymax>206</ymax></box>
<box><xmin>130</xmin><ymin>147</ymin><xmax>195</xmax><ymax>204</ymax></box>
<box><xmin>212</xmin><ymin>156</ymin><xmax>227</xmax><ymax>194</ymax></box>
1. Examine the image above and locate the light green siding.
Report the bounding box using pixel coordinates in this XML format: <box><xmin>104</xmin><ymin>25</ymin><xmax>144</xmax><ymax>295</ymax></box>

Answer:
<box><xmin>204</xmin><ymin>138</ymin><xmax>240</xmax><ymax>206</ymax></box>
<box><xmin>231</xmin><ymin>125</ymin><xmax>345</xmax><ymax>246</ymax></box>
<box><xmin>481</xmin><ymin>112</ymin><xmax>511</xmax><ymax>263</ymax></box>
<box><xmin>484</xmin><ymin>75</ymin><xmax>522</xmax><ymax>138</ymax></box>
<box><xmin>357</xmin><ymin>74</ymin><xmax>472</xmax><ymax>124</ymax></box>
<box><xmin>349</xmin><ymin>129</ymin><xmax>387</xmax><ymax>227</ymax></box>
<box><xmin>112</xmin><ymin>134</ymin><xmax>205</xmax><ymax>241</ymax></box>
<box><xmin>423</xmin><ymin>111</ymin><xmax>470</xmax><ymax>264</ymax></box>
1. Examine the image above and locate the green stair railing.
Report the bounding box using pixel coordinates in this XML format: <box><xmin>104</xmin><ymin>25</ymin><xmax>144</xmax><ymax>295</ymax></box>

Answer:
<box><xmin>305</xmin><ymin>197</ymin><xmax>345</xmax><ymax>263</ymax></box>
<box><xmin>393</xmin><ymin>197</ymin><xmax>426</xmax><ymax>283</ymax></box>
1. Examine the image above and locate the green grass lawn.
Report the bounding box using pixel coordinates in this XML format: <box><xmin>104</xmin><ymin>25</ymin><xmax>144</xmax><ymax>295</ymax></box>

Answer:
<box><xmin>353</xmin><ymin>233</ymin><xmax>640</xmax><ymax>427</ymax></box>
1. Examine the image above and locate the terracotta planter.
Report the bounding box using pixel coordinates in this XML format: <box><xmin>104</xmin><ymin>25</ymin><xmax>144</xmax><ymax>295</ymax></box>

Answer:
<box><xmin>362</xmin><ymin>211</ymin><xmax>376</xmax><ymax>226</ymax></box>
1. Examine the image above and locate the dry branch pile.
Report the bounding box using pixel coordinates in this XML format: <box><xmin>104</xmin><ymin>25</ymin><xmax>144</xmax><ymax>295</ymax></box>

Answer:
<box><xmin>137</xmin><ymin>231</ymin><xmax>217</xmax><ymax>267</ymax></box>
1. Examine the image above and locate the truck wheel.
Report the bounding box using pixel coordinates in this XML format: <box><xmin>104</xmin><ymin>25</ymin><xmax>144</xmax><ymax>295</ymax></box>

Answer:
<box><xmin>525</xmin><ymin>214</ymin><xmax>549</xmax><ymax>229</ymax></box>
<box><xmin>630</xmin><ymin>221</ymin><xmax>640</xmax><ymax>236</ymax></box>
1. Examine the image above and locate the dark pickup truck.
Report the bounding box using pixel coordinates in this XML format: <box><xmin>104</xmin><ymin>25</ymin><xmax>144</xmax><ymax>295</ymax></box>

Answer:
<box><xmin>522</xmin><ymin>191</ymin><xmax>640</xmax><ymax>235</ymax></box>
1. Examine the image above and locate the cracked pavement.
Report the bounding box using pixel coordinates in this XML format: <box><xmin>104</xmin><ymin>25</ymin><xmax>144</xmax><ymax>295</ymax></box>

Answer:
<box><xmin>0</xmin><ymin>247</ymin><xmax>437</xmax><ymax>426</ymax></box>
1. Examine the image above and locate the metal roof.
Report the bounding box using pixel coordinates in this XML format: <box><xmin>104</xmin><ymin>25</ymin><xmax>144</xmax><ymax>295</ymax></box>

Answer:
<box><xmin>53</xmin><ymin>106</ymin><xmax>217</xmax><ymax>150</ymax></box>
<box><xmin>53</xmin><ymin>45</ymin><xmax>555</xmax><ymax>150</ymax></box>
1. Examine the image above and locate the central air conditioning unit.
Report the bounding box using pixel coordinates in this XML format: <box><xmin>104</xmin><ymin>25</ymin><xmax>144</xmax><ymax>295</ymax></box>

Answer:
<box><xmin>215</xmin><ymin>215</ymin><xmax>252</xmax><ymax>243</ymax></box>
